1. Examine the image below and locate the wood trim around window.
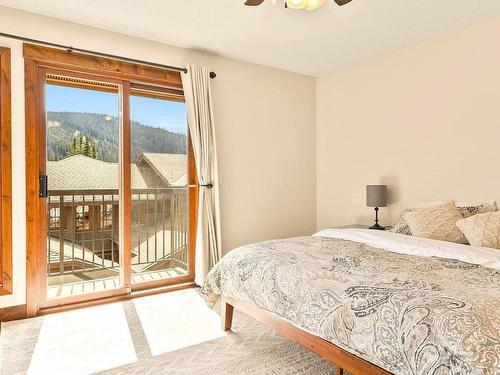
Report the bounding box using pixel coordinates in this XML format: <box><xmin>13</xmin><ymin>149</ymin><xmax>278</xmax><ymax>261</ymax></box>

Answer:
<box><xmin>24</xmin><ymin>43</ymin><xmax>196</xmax><ymax>316</ymax></box>
<box><xmin>23</xmin><ymin>43</ymin><xmax>183</xmax><ymax>89</ymax></box>
<box><xmin>0</xmin><ymin>47</ymin><xmax>12</xmax><ymax>296</ymax></box>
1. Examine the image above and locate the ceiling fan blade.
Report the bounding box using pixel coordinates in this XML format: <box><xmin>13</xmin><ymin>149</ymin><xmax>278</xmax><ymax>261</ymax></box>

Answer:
<box><xmin>244</xmin><ymin>0</ymin><xmax>266</xmax><ymax>5</ymax></box>
<box><xmin>333</xmin><ymin>0</ymin><xmax>352</xmax><ymax>5</ymax></box>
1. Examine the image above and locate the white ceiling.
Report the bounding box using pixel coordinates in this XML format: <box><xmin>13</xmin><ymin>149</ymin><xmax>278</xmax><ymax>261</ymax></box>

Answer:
<box><xmin>1</xmin><ymin>0</ymin><xmax>500</xmax><ymax>76</ymax></box>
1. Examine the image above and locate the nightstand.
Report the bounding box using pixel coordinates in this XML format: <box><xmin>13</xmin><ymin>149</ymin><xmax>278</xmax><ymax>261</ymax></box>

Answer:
<box><xmin>335</xmin><ymin>224</ymin><xmax>388</xmax><ymax>230</ymax></box>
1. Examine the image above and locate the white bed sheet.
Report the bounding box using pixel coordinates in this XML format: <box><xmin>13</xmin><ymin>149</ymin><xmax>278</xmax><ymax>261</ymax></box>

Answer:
<box><xmin>314</xmin><ymin>228</ymin><xmax>500</xmax><ymax>271</ymax></box>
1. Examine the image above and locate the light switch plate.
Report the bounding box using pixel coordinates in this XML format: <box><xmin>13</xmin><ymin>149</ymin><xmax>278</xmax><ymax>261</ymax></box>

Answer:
<box><xmin>351</xmin><ymin>194</ymin><xmax>362</xmax><ymax>206</ymax></box>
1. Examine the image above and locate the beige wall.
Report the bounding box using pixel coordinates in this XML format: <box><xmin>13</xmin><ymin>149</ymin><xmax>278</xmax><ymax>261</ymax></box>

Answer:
<box><xmin>0</xmin><ymin>7</ymin><xmax>317</xmax><ymax>307</ymax></box>
<box><xmin>316</xmin><ymin>17</ymin><xmax>500</xmax><ymax>230</ymax></box>
<box><xmin>3</xmin><ymin>7</ymin><xmax>499</xmax><ymax>309</ymax></box>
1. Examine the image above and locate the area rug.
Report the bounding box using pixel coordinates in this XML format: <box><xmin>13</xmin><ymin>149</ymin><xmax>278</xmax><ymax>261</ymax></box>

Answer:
<box><xmin>1</xmin><ymin>289</ymin><xmax>338</xmax><ymax>375</ymax></box>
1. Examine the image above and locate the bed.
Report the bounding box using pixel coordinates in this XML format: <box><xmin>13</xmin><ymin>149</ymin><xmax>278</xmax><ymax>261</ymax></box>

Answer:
<box><xmin>202</xmin><ymin>229</ymin><xmax>500</xmax><ymax>375</ymax></box>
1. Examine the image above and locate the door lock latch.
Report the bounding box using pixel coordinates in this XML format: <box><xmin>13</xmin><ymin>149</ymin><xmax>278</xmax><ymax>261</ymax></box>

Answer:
<box><xmin>39</xmin><ymin>175</ymin><xmax>48</xmax><ymax>198</ymax></box>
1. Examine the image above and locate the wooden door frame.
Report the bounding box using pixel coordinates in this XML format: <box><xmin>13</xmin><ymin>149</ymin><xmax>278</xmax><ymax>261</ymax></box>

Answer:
<box><xmin>0</xmin><ymin>47</ymin><xmax>12</xmax><ymax>296</ymax></box>
<box><xmin>24</xmin><ymin>43</ymin><xmax>197</xmax><ymax>316</ymax></box>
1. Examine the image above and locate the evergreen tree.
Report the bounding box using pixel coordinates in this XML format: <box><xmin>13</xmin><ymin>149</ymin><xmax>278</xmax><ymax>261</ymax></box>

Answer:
<box><xmin>68</xmin><ymin>136</ymin><xmax>79</xmax><ymax>156</ymax></box>
<box><xmin>79</xmin><ymin>135</ymin><xmax>84</xmax><ymax>154</ymax></box>
<box><xmin>66</xmin><ymin>133</ymin><xmax>98</xmax><ymax>159</ymax></box>
<box><xmin>83</xmin><ymin>137</ymin><xmax>91</xmax><ymax>157</ymax></box>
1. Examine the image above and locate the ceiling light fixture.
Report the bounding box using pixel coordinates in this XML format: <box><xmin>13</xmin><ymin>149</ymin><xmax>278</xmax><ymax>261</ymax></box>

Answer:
<box><xmin>286</xmin><ymin>0</ymin><xmax>308</xmax><ymax>10</ymax></box>
<box><xmin>244</xmin><ymin>0</ymin><xmax>351</xmax><ymax>11</ymax></box>
<box><xmin>305</xmin><ymin>0</ymin><xmax>327</xmax><ymax>10</ymax></box>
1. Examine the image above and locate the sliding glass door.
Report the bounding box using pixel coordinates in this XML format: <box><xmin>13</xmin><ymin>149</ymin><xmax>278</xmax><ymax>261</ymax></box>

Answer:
<box><xmin>41</xmin><ymin>71</ymin><xmax>194</xmax><ymax>307</ymax></box>
<box><xmin>45</xmin><ymin>74</ymin><xmax>125</xmax><ymax>301</ymax></box>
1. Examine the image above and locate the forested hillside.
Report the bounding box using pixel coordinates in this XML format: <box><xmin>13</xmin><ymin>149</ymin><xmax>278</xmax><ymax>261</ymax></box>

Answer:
<box><xmin>47</xmin><ymin>111</ymin><xmax>187</xmax><ymax>162</ymax></box>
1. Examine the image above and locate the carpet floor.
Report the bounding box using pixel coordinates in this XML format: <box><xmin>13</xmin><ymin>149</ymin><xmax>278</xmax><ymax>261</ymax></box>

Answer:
<box><xmin>1</xmin><ymin>289</ymin><xmax>338</xmax><ymax>375</ymax></box>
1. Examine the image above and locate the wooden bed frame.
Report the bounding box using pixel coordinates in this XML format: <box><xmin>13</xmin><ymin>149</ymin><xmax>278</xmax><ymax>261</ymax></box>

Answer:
<box><xmin>221</xmin><ymin>297</ymin><xmax>392</xmax><ymax>375</ymax></box>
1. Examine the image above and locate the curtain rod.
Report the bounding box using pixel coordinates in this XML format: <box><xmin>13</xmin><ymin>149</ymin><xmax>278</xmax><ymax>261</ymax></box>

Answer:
<box><xmin>0</xmin><ymin>32</ymin><xmax>217</xmax><ymax>79</ymax></box>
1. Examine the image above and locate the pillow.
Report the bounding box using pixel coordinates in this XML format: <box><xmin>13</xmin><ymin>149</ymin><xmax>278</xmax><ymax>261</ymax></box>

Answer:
<box><xmin>389</xmin><ymin>201</ymin><xmax>497</xmax><ymax>236</ymax></box>
<box><xmin>403</xmin><ymin>202</ymin><xmax>467</xmax><ymax>243</ymax></box>
<box><xmin>389</xmin><ymin>201</ymin><xmax>445</xmax><ymax>235</ymax></box>
<box><xmin>456</xmin><ymin>212</ymin><xmax>500</xmax><ymax>249</ymax></box>
<box><xmin>389</xmin><ymin>213</ymin><xmax>413</xmax><ymax>235</ymax></box>
<box><xmin>456</xmin><ymin>201</ymin><xmax>498</xmax><ymax>218</ymax></box>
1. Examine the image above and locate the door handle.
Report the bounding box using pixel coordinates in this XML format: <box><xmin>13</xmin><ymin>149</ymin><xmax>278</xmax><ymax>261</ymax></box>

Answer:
<box><xmin>39</xmin><ymin>175</ymin><xmax>48</xmax><ymax>198</ymax></box>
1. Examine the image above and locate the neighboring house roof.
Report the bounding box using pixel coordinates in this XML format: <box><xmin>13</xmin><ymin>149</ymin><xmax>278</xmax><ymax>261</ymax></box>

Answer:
<box><xmin>136</xmin><ymin>153</ymin><xmax>187</xmax><ymax>187</ymax></box>
<box><xmin>47</xmin><ymin>153</ymin><xmax>187</xmax><ymax>191</ymax></box>
<box><xmin>47</xmin><ymin>155</ymin><xmax>147</xmax><ymax>191</ymax></box>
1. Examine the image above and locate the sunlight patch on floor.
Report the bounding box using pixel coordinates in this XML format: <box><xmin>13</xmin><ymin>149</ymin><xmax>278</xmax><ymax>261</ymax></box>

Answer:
<box><xmin>27</xmin><ymin>303</ymin><xmax>137</xmax><ymax>375</ymax></box>
<box><xmin>133</xmin><ymin>289</ymin><xmax>226</xmax><ymax>356</ymax></box>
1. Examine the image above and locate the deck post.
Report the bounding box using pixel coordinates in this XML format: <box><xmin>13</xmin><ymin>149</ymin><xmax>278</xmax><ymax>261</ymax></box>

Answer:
<box><xmin>221</xmin><ymin>298</ymin><xmax>234</xmax><ymax>331</ymax></box>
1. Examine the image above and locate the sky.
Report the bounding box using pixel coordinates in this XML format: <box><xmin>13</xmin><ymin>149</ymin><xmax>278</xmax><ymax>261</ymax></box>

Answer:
<box><xmin>46</xmin><ymin>84</ymin><xmax>188</xmax><ymax>134</ymax></box>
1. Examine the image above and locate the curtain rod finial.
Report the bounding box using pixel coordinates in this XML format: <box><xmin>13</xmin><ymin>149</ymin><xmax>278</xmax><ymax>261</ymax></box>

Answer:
<box><xmin>210</xmin><ymin>72</ymin><xmax>216</xmax><ymax>79</ymax></box>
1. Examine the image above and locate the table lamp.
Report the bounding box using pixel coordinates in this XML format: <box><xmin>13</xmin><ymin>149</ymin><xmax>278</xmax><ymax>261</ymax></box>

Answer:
<box><xmin>366</xmin><ymin>185</ymin><xmax>387</xmax><ymax>230</ymax></box>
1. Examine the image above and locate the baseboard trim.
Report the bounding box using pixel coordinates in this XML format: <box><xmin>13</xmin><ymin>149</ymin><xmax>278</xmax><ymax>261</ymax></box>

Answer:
<box><xmin>0</xmin><ymin>304</ymin><xmax>27</xmax><ymax>323</ymax></box>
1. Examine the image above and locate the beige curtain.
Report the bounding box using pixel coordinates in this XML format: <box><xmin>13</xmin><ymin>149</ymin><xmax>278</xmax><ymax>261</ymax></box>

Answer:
<box><xmin>182</xmin><ymin>65</ymin><xmax>222</xmax><ymax>286</ymax></box>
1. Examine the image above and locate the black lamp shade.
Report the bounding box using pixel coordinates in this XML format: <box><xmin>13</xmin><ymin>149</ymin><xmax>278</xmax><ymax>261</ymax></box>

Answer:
<box><xmin>366</xmin><ymin>185</ymin><xmax>387</xmax><ymax>208</ymax></box>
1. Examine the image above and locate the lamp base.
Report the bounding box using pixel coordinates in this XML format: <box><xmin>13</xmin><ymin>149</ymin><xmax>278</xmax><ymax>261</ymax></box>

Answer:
<box><xmin>370</xmin><ymin>207</ymin><xmax>385</xmax><ymax>230</ymax></box>
<box><xmin>369</xmin><ymin>223</ymin><xmax>386</xmax><ymax>230</ymax></box>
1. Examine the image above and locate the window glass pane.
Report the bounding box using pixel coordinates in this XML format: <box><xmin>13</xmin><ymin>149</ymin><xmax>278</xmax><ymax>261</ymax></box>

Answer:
<box><xmin>46</xmin><ymin>79</ymin><xmax>122</xmax><ymax>299</ymax></box>
<box><xmin>130</xmin><ymin>94</ymin><xmax>189</xmax><ymax>283</ymax></box>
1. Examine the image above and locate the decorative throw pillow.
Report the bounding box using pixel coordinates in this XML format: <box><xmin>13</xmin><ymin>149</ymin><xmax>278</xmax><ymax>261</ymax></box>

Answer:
<box><xmin>389</xmin><ymin>201</ymin><xmax>497</xmax><ymax>236</ymax></box>
<box><xmin>403</xmin><ymin>202</ymin><xmax>467</xmax><ymax>243</ymax></box>
<box><xmin>389</xmin><ymin>201</ymin><xmax>447</xmax><ymax>236</ymax></box>
<box><xmin>456</xmin><ymin>212</ymin><xmax>500</xmax><ymax>249</ymax></box>
<box><xmin>456</xmin><ymin>201</ymin><xmax>498</xmax><ymax>218</ymax></box>
<box><xmin>389</xmin><ymin>212</ymin><xmax>413</xmax><ymax>235</ymax></box>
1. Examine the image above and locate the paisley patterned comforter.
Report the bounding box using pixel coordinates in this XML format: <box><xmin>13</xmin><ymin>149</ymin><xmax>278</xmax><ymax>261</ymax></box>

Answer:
<box><xmin>202</xmin><ymin>231</ymin><xmax>500</xmax><ymax>375</ymax></box>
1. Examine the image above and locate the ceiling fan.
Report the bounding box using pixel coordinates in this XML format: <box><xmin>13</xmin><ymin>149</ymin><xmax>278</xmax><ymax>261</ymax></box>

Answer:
<box><xmin>244</xmin><ymin>0</ymin><xmax>352</xmax><ymax>11</ymax></box>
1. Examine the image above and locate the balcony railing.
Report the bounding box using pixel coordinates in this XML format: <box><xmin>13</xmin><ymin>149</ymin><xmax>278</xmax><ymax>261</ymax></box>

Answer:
<box><xmin>47</xmin><ymin>188</ymin><xmax>188</xmax><ymax>279</ymax></box>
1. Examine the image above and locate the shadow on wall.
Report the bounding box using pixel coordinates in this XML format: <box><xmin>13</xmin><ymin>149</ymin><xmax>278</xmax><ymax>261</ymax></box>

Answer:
<box><xmin>381</xmin><ymin>176</ymin><xmax>399</xmax><ymax>205</ymax></box>
<box><xmin>381</xmin><ymin>175</ymin><xmax>401</xmax><ymax>225</ymax></box>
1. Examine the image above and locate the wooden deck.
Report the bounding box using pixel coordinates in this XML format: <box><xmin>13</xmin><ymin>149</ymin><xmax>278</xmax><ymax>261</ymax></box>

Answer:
<box><xmin>47</xmin><ymin>267</ymin><xmax>188</xmax><ymax>299</ymax></box>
